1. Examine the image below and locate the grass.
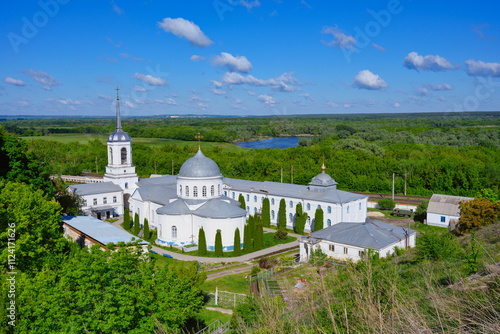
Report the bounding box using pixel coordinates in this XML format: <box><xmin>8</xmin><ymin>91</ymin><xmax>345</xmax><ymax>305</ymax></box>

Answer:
<box><xmin>201</xmin><ymin>272</ymin><xmax>251</xmax><ymax>294</ymax></box>
<box><xmin>196</xmin><ymin>309</ymin><xmax>231</xmax><ymax>326</ymax></box>
<box><xmin>105</xmin><ymin>218</ymin><xmax>118</xmax><ymax>223</ymax></box>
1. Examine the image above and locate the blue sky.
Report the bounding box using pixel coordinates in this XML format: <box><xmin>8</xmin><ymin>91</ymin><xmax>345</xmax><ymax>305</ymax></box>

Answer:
<box><xmin>1</xmin><ymin>0</ymin><xmax>499</xmax><ymax>116</ymax></box>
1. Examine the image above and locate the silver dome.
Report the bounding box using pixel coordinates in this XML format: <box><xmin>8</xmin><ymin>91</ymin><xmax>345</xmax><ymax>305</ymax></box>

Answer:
<box><xmin>178</xmin><ymin>150</ymin><xmax>222</xmax><ymax>178</ymax></box>
<box><xmin>107</xmin><ymin>130</ymin><xmax>132</xmax><ymax>142</ymax></box>
<box><xmin>310</xmin><ymin>171</ymin><xmax>337</xmax><ymax>187</ymax></box>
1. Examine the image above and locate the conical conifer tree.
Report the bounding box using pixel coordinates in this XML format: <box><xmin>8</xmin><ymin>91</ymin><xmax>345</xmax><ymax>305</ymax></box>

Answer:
<box><xmin>198</xmin><ymin>227</ymin><xmax>207</xmax><ymax>256</ymax></box>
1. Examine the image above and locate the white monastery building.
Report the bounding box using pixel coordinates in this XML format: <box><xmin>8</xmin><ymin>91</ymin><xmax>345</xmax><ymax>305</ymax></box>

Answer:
<box><xmin>69</xmin><ymin>90</ymin><xmax>375</xmax><ymax>253</ymax></box>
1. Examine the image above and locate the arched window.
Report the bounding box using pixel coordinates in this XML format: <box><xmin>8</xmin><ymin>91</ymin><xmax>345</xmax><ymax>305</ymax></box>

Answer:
<box><xmin>306</xmin><ymin>203</ymin><xmax>311</xmax><ymax>211</ymax></box>
<box><xmin>261</xmin><ymin>197</ymin><xmax>264</xmax><ymax>202</ymax></box>
<box><xmin>327</xmin><ymin>206</ymin><xmax>331</xmax><ymax>214</ymax></box>
<box><xmin>186</xmin><ymin>186</ymin><xmax>189</xmax><ymax>196</ymax></box>
<box><xmin>125</xmin><ymin>182</ymin><xmax>128</xmax><ymax>189</ymax></box>
<box><xmin>224</xmin><ymin>191</ymin><xmax>227</xmax><ymax>196</ymax></box>
<box><xmin>202</xmin><ymin>186</ymin><xmax>207</xmax><ymax>197</ymax></box>
<box><xmin>327</xmin><ymin>219</ymin><xmax>331</xmax><ymax>227</ymax></box>
<box><xmin>254</xmin><ymin>207</ymin><xmax>257</xmax><ymax>213</ymax></box>
<box><xmin>317</xmin><ymin>205</ymin><xmax>321</xmax><ymax>209</ymax></box>
<box><xmin>232</xmin><ymin>192</ymin><xmax>235</xmax><ymax>199</ymax></box>
<box><xmin>246</xmin><ymin>194</ymin><xmax>250</xmax><ymax>201</ymax></box>
<box><xmin>246</xmin><ymin>206</ymin><xmax>250</xmax><ymax>212</ymax></box>
<box><xmin>171</xmin><ymin>226</ymin><xmax>177</xmax><ymax>239</ymax></box>
<box><xmin>193</xmin><ymin>186</ymin><xmax>198</xmax><ymax>197</ymax></box>
<box><xmin>218</xmin><ymin>184</ymin><xmax>221</xmax><ymax>195</ymax></box>
<box><xmin>307</xmin><ymin>217</ymin><xmax>311</xmax><ymax>224</ymax></box>
<box><xmin>271</xmin><ymin>198</ymin><xmax>275</xmax><ymax>205</ymax></box>
<box><xmin>121</xmin><ymin>147</ymin><xmax>127</xmax><ymax>164</ymax></box>
<box><xmin>211</xmin><ymin>185</ymin><xmax>215</xmax><ymax>196</ymax></box>
<box><xmin>158</xmin><ymin>225</ymin><xmax>162</xmax><ymax>238</ymax></box>
<box><xmin>289</xmin><ymin>201</ymin><xmax>293</xmax><ymax>208</ymax></box>
<box><xmin>271</xmin><ymin>210</ymin><xmax>275</xmax><ymax>220</ymax></box>
<box><xmin>347</xmin><ymin>206</ymin><xmax>350</xmax><ymax>214</ymax></box>
<box><xmin>179</xmin><ymin>185</ymin><xmax>182</xmax><ymax>195</ymax></box>
<box><xmin>359</xmin><ymin>202</ymin><xmax>362</xmax><ymax>210</ymax></box>
<box><xmin>109</xmin><ymin>148</ymin><xmax>113</xmax><ymax>164</ymax></box>
<box><xmin>289</xmin><ymin>213</ymin><xmax>293</xmax><ymax>221</ymax></box>
<box><xmin>254</xmin><ymin>195</ymin><xmax>257</xmax><ymax>202</ymax></box>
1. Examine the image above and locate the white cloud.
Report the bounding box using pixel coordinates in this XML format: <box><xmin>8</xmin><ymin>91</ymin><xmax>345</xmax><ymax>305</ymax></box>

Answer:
<box><xmin>299</xmin><ymin>93</ymin><xmax>314</xmax><ymax>102</ymax></box>
<box><xmin>23</xmin><ymin>69</ymin><xmax>60</xmax><ymax>87</ymax></box>
<box><xmin>343</xmin><ymin>104</ymin><xmax>352</xmax><ymax>108</ymax></box>
<box><xmin>427</xmin><ymin>83</ymin><xmax>453</xmax><ymax>91</ymax></box>
<box><xmin>4</xmin><ymin>77</ymin><xmax>25</xmax><ymax>86</ymax></box>
<box><xmin>211</xmin><ymin>80</ymin><xmax>223</xmax><ymax>88</ymax></box>
<box><xmin>371</xmin><ymin>43</ymin><xmax>386</xmax><ymax>52</ymax></box>
<box><xmin>233</xmin><ymin>98</ymin><xmax>243</xmax><ymax>104</ymax></box>
<box><xmin>46</xmin><ymin>98</ymin><xmax>85</xmax><ymax>106</ymax></box>
<box><xmin>133</xmin><ymin>73</ymin><xmax>168</xmax><ymax>86</ymax></box>
<box><xmin>220</xmin><ymin>71</ymin><xmax>300</xmax><ymax>92</ymax></box>
<box><xmin>158</xmin><ymin>17</ymin><xmax>213</xmax><ymax>47</ymax></box>
<box><xmin>164</xmin><ymin>98</ymin><xmax>178</xmax><ymax>105</ymax></box>
<box><xmin>190</xmin><ymin>95</ymin><xmax>210</xmax><ymax>103</ymax></box>
<box><xmin>211</xmin><ymin>88</ymin><xmax>226</xmax><ymax>96</ymax></box>
<box><xmin>212</xmin><ymin>52</ymin><xmax>252</xmax><ymax>73</ymax></box>
<box><xmin>321</xmin><ymin>26</ymin><xmax>356</xmax><ymax>50</ymax></box>
<box><xmin>196</xmin><ymin>102</ymin><xmax>208</xmax><ymax>109</ymax></box>
<box><xmin>465</xmin><ymin>59</ymin><xmax>500</xmax><ymax>77</ymax></box>
<box><xmin>98</xmin><ymin>94</ymin><xmax>112</xmax><ymax>102</ymax></box>
<box><xmin>133</xmin><ymin>85</ymin><xmax>149</xmax><ymax>92</ymax></box>
<box><xmin>17</xmin><ymin>99</ymin><xmax>29</xmax><ymax>107</ymax></box>
<box><xmin>123</xmin><ymin>101</ymin><xmax>135</xmax><ymax>108</ymax></box>
<box><xmin>190</xmin><ymin>55</ymin><xmax>205</xmax><ymax>62</ymax></box>
<box><xmin>241</xmin><ymin>0</ymin><xmax>261</xmax><ymax>9</ymax></box>
<box><xmin>258</xmin><ymin>94</ymin><xmax>278</xmax><ymax>107</ymax></box>
<box><xmin>393</xmin><ymin>102</ymin><xmax>400</xmax><ymax>108</ymax></box>
<box><xmin>415</xmin><ymin>88</ymin><xmax>429</xmax><ymax>96</ymax></box>
<box><xmin>327</xmin><ymin>102</ymin><xmax>338</xmax><ymax>108</ymax></box>
<box><xmin>119</xmin><ymin>53</ymin><xmax>143</xmax><ymax>62</ymax></box>
<box><xmin>353</xmin><ymin>70</ymin><xmax>387</xmax><ymax>90</ymax></box>
<box><xmin>403</xmin><ymin>52</ymin><xmax>457</xmax><ymax>71</ymax></box>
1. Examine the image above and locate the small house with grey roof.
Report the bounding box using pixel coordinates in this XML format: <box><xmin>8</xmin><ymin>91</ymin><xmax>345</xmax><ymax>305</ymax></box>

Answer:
<box><xmin>299</xmin><ymin>219</ymin><xmax>416</xmax><ymax>262</ymax></box>
<box><xmin>427</xmin><ymin>194</ymin><xmax>473</xmax><ymax>228</ymax></box>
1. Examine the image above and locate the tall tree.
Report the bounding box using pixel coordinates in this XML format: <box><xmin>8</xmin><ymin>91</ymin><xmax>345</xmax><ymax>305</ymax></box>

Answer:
<box><xmin>243</xmin><ymin>223</ymin><xmax>252</xmax><ymax>252</ymax></box>
<box><xmin>457</xmin><ymin>198</ymin><xmax>500</xmax><ymax>234</ymax></box>
<box><xmin>262</xmin><ymin>197</ymin><xmax>271</xmax><ymax>227</ymax></box>
<box><xmin>233</xmin><ymin>227</ymin><xmax>241</xmax><ymax>256</ymax></box>
<box><xmin>214</xmin><ymin>229</ymin><xmax>223</xmax><ymax>257</ymax></box>
<box><xmin>294</xmin><ymin>203</ymin><xmax>305</xmax><ymax>234</ymax></box>
<box><xmin>133</xmin><ymin>212</ymin><xmax>140</xmax><ymax>236</ymax></box>
<box><xmin>254</xmin><ymin>218</ymin><xmax>264</xmax><ymax>250</ymax></box>
<box><xmin>198</xmin><ymin>227</ymin><xmax>207</xmax><ymax>256</ymax></box>
<box><xmin>238</xmin><ymin>193</ymin><xmax>246</xmax><ymax>210</ymax></box>
<box><xmin>143</xmin><ymin>218</ymin><xmax>150</xmax><ymax>240</ymax></box>
<box><xmin>123</xmin><ymin>209</ymin><xmax>131</xmax><ymax>230</ymax></box>
<box><xmin>314</xmin><ymin>208</ymin><xmax>324</xmax><ymax>231</ymax></box>
<box><xmin>278</xmin><ymin>198</ymin><xmax>287</xmax><ymax>230</ymax></box>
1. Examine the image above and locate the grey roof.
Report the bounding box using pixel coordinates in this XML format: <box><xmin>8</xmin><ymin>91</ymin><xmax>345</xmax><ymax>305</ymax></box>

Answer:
<box><xmin>309</xmin><ymin>171</ymin><xmax>337</xmax><ymax>187</ymax></box>
<box><xmin>178</xmin><ymin>150</ymin><xmax>222</xmax><ymax>178</ymax></box>
<box><xmin>68</xmin><ymin>182</ymin><xmax>123</xmax><ymax>196</ymax></box>
<box><xmin>157</xmin><ymin>199</ymin><xmax>191</xmax><ymax>215</ymax></box>
<box><xmin>194</xmin><ymin>199</ymin><xmax>247</xmax><ymax>219</ymax></box>
<box><xmin>62</xmin><ymin>216</ymin><xmax>148</xmax><ymax>245</ymax></box>
<box><xmin>224</xmin><ymin>178</ymin><xmax>366</xmax><ymax>204</ymax></box>
<box><xmin>308</xmin><ymin>219</ymin><xmax>415</xmax><ymax>250</ymax></box>
<box><xmin>107</xmin><ymin>129</ymin><xmax>131</xmax><ymax>142</ymax></box>
<box><xmin>133</xmin><ymin>176</ymin><xmax>177</xmax><ymax>205</ymax></box>
<box><xmin>428</xmin><ymin>194</ymin><xmax>473</xmax><ymax>216</ymax></box>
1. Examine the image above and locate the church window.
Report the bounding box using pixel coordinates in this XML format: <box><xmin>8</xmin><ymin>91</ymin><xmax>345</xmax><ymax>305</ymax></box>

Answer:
<box><xmin>359</xmin><ymin>202</ymin><xmax>362</xmax><ymax>210</ymax></box>
<box><xmin>327</xmin><ymin>219</ymin><xmax>331</xmax><ymax>227</ymax></box>
<box><xmin>218</xmin><ymin>184</ymin><xmax>220</xmax><ymax>195</ymax></box>
<box><xmin>93</xmin><ymin>198</ymin><xmax>97</xmax><ymax>205</ymax></box>
<box><xmin>271</xmin><ymin>198</ymin><xmax>275</xmax><ymax>205</ymax></box>
<box><xmin>84</xmin><ymin>200</ymin><xmax>87</xmax><ymax>206</ymax></box>
<box><xmin>289</xmin><ymin>213</ymin><xmax>293</xmax><ymax>221</ymax></box>
<box><xmin>113</xmin><ymin>196</ymin><xmax>117</xmax><ymax>203</ymax></box>
<box><xmin>271</xmin><ymin>210</ymin><xmax>275</xmax><ymax>220</ymax></box>
<box><xmin>307</xmin><ymin>217</ymin><xmax>311</xmax><ymax>224</ymax></box>
<box><xmin>193</xmin><ymin>186</ymin><xmax>198</xmax><ymax>197</ymax></box>
<box><xmin>246</xmin><ymin>206</ymin><xmax>250</xmax><ymax>212</ymax></box>
<box><xmin>203</xmin><ymin>186</ymin><xmax>207</xmax><ymax>197</ymax></box>
<box><xmin>186</xmin><ymin>186</ymin><xmax>189</xmax><ymax>196</ymax></box>
<box><xmin>103</xmin><ymin>197</ymin><xmax>107</xmax><ymax>204</ymax></box>
<box><xmin>121</xmin><ymin>147</ymin><xmax>127</xmax><ymax>164</ymax></box>
<box><xmin>327</xmin><ymin>206</ymin><xmax>331</xmax><ymax>214</ymax></box>
<box><xmin>317</xmin><ymin>205</ymin><xmax>321</xmax><ymax>209</ymax></box>
<box><xmin>289</xmin><ymin>201</ymin><xmax>293</xmax><ymax>208</ymax></box>
<box><xmin>109</xmin><ymin>148</ymin><xmax>113</xmax><ymax>164</ymax></box>
<box><xmin>306</xmin><ymin>203</ymin><xmax>311</xmax><ymax>211</ymax></box>
<box><xmin>261</xmin><ymin>197</ymin><xmax>264</xmax><ymax>202</ymax></box>
<box><xmin>254</xmin><ymin>195</ymin><xmax>257</xmax><ymax>202</ymax></box>
<box><xmin>232</xmin><ymin>192</ymin><xmax>235</xmax><ymax>199</ymax></box>
<box><xmin>211</xmin><ymin>185</ymin><xmax>214</xmax><ymax>196</ymax></box>
<box><xmin>347</xmin><ymin>206</ymin><xmax>350</xmax><ymax>214</ymax></box>
<box><xmin>125</xmin><ymin>182</ymin><xmax>128</xmax><ymax>189</ymax></box>
<box><xmin>179</xmin><ymin>185</ymin><xmax>182</xmax><ymax>195</ymax></box>
<box><xmin>246</xmin><ymin>194</ymin><xmax>250</xmax><ymax>201</ymax></box>
<box><xmin>254</xmin><ymin>207</ymin><xmax>257</xmax><ymax>213</ymax></box>
<box><xmin>224</xmin><ymin>191</ymin><xmax>227</xmax><ymax>196</ymax></box>
<box><xmin>172</xmin><ymin>226</ymin><xmax>177</xmax><ymax>239</ymax></box>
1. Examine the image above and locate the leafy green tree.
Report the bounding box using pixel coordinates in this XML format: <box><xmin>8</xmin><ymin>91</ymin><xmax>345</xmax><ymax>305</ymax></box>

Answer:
<box><xmin>133</xmin><ymin>212</ymin><xmax>140</xmax><ymax>235</ymax></box>
<box><xmin>378</xmin><ymin>198</ymin><xmax>395</xmax><ymax>210</ymax></box>
<box><xmin>123</xmin><ymin>209</ymin><xmax>131</xmax><ymax>230</ymax></box>
<box><xmin>262</xmin><ymin>197</ymin><xmax>271</xmax><ymax>227</ymax></box>
<box><xmin>243</xmin><ymin>223</ymin><xmax>252</xmax><ymax>252</ymax></box>
<box><xmin>457</xmin><ymin>198</ymin><xmax>500</xmax><ymax>234</ymax></box>
<box><xmin>143</xmin><ymin>218</ymin><xmax>150</xmax><ymax>240</ymax></box>
<box><xmin>254</xmin><ymin>217</ymin><xmax>264</xmax><ymax>250</ymax></box>
<box><xmin>198</xmin><ymin>227</ymin><xmax>207</xmax><ymax>256</ymax></box>
<box><xmin>294</xmin><ymin>203</ymin><xmax>307</xmax><ymax>234</ymax></box>
<box><xmin>416</xmin><ymin>230</ymin><xmax>463</xmax><ymax>261</ymax></box>
<box><xmin>278</xmin><ymin>198</ymin><xmax>287</xmax><ymax>230</ymax></box>
<box><xmin>238</xmin><ymin>193</ymin><xmax>246</xmax><ymax>210</ymax></box>
<box><xmin>474</xmin><ymin>188</ymin><xmax>500</xmax><ymax>203</ymax></box>
<box><xmin>233</xmin><ymin>227</ymin><xmax>241</xmax><ymax>256</ymax></box>
<box><xmin>414</xmin><ymin>200</ymin><xmax>428</xmax><ymax>223</ymax></box>
<box><xmin>314</xmin><ymin>208</ymin><xmax>324</xmax><ymax>231</ymax></box>
<box><xmin>214</xmin><ymin>229</ymin><xmax>223</xmax><ymax>257</ymax></box>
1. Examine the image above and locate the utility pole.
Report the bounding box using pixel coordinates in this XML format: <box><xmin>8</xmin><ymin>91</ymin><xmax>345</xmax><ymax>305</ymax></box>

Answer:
<box><xmin>154</xmin><ymin>161</ymin><xmax>157</xmax><ymax>174</ymax></box>
<box><xmin>404</xmin><ymin>173</ymin><xmax>407</xmax><ymax>196</ymax></box>
<box><xmin>392</xmin><ymin>173</ymin><xmax>395</xmax><ymax>201</ymax></box>
<box><xmin>280</xmin><ymin>168</ymin><xmax>283</xmax><ymax>183</ymax></box>
<box><xmin>171</xmin><ymin>160</ymin><xmax>174</xmax><ymax>175</ymax></box>
<box><xmin>291</xmin><ymin>165</ymin><xmax>294</xmax><ymax>184</ymax></box>
<box><xmin>95</xmin><ymin>156</ymin><xmax>98</xmax><ymax>174</ymax></box>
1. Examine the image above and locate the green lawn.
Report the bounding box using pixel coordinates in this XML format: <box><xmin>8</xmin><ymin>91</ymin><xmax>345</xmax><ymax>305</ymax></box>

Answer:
<box><xmin>22</xmin><ymin>134</ymin><xmax>108</xmax><ymax>144</ymax></box>
<box><xmin>196</xmin><ymin>309</ymin><xmax>231</xmax><ymax>327</ymax></box>
<box><xmin>201</xmin><ymin>272</ymin><xmax>251</xmax><ymax>294</ymax></box>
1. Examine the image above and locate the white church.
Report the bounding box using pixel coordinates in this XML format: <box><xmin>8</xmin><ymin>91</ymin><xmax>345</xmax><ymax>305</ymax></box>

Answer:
<box><xmin>69</xmin><ymin>91</ymin><xmax>372</xmax><ymax>252</ymax></box>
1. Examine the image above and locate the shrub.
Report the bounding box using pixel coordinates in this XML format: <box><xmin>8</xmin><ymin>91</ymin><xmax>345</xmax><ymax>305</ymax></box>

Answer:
<box><xmin>274</xmin><ymin>229</ymin><xmax>288</xmax><ymax>240</ymax></box>
<box><xmin>378</xmin><ymin>198</ymin><xmax>395</xmax><ymax>210</ymax></box>
<box><xmin>214</xmin><ymin>229</ymin><xmax>223</xmax><ymax>257</ymax></box>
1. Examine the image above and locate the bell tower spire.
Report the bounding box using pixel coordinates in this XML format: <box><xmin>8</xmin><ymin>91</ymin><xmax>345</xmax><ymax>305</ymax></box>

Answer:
<box><xmin>115</xmin><ymin>87</ymin><xmax>122</xmax><ymax>131</ymax></box>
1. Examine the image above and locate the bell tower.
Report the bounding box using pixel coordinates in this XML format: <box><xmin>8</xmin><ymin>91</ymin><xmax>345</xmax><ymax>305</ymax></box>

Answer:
<box><xmin>103</xmin><ymin>88</ymin><xmax>138</xmax><ymax>194</ymax></box>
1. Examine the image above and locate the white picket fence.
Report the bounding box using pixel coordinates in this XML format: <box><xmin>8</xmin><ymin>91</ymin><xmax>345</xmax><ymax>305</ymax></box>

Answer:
<box><xmin>207</xmin><ymin>288</ymin><xmax>249</xmax><ymax>309</ymax></box>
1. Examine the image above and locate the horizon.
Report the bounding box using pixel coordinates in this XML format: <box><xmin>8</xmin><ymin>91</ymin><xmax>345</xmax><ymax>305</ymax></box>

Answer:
<box><xmin>1</xmin><ymin>1</ymin><xmax>499</xmax><ymax>117</ymax></box>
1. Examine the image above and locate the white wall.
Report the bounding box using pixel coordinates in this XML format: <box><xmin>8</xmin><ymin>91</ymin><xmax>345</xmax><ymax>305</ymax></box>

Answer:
<box><xmin>427</xmin><ymin>212</ymin><xmax>457</xmax><ymax>228</ymax></box>
<box><xmin>80</xmin><ymin>190</ymin><xmax>123</xmax><ymax>216</ymax></box>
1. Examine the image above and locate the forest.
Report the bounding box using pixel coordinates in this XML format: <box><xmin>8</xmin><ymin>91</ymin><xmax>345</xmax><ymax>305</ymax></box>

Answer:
<box><xmin>6</xmin><ymin>111</ymin><xmax>500</xmax><ymax>198</ymax></box>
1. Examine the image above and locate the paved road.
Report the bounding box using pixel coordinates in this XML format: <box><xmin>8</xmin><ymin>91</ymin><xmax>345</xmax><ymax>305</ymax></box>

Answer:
<box><xmin>108</xmin><ymin>218</ymin><xmax>301</xmax><ymax>263</ymax></box>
